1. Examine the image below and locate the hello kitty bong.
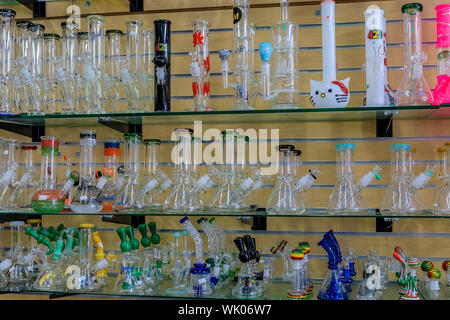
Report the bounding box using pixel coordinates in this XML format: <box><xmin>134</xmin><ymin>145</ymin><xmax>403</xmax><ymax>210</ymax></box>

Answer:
<box><xmin>310</xmin><ymin>0</ymin><xmax>350</xmax><ymax>108</ymax></box>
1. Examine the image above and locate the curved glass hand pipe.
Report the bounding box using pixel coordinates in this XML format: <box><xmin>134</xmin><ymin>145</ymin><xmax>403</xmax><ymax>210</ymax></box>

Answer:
<box><xmin>180</xmin><ymin>216</ymin><xmax>212</xmax><ymax>297</ymax></box>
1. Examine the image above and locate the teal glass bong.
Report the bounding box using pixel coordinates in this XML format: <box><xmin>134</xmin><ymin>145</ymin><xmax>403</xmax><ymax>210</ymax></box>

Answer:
<box><xmin>317</xmin><ymin>230</ymin><xmax>348</xmax><ymax>300</ymax></box>
<box><xmin>328</xmin><ymin>143</ymin><xmax>382</xmax><ymax>214</ymax></box>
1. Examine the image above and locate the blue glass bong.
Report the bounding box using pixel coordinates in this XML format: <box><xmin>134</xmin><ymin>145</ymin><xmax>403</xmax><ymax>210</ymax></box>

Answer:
<box><xmin>317</xmin><ymin>230</ymin><xmax>353</xmax><ymax>300</ymax></box>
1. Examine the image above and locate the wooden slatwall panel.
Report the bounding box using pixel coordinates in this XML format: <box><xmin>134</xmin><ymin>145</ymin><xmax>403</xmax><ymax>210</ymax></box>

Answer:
<box><xmin>0</xmin><ymin>0</ymin><xmax>448</xmax><ymax>300</ymax></box>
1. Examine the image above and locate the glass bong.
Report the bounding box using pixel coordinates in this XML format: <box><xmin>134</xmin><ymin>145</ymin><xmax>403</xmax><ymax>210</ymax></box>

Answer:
<box><xmin>395</xmin><ymin>3</ymin><xmax>433</xmax><ymax>105</ymax></box>
<box><xmin>317</xmin><ymin>230</ymin><xmax>347</xmax><ymax>300</ymax></box>
<box><xmin>5</xmin><ymin>221</ymin><xmax>30</xmax><ymax>285</ymax></box>
<box><xmin>189</xmin><ymin>19</ymin><xmax>212</xmax><ymax>112</ymax></box>
<box><xmin>0</xmin><ymin>139</ymin><xmax>19</xmax><ymax>209</ymax></box>
<box><xmin>101</xmin><ymin>138</ymin><xmax>121</xmax><ymax>210</ymax></box>
<box><xmin>266</xmin><ymin>145</ymin><xmax>306</xmax><ymax>214</ymax></box>
<box><xmin>164</xmin><ymin>129</ymin><xmax>202</xmax><ymax>214</ymax></box>
<box><xmin>232</xmin><ymin>235</ymin><xmax>263</xmax><ymax>298</ymax></box>
<box><xmin>113</xmin><ymin>133</ymin><xmax>143</xmax><ymax>211</ymax></box>
<box><xmin>0</xmin><ymin>9</ymin><xmax>16</xmax><ymax>115</ymax></box>
<box><xmin>7</xmin><ymin>145</ymin><xmax>38</xmax><ymax>209</ymax></box>
<box><xmin>71</xmin><ymin>130</ymin><xmax>112</xmax><ymax>213</ymax></box>
<box><xmin>380</xmin><ymin>144</ymin><xmax>434</xmax><ymax>215</ymax></box>
<box><xmin>180</xmin><ymin>216</ymin><xmax>212</xmax><ymax>297</ymax></box>
<box><xmin>432</xmin><ymin>145</ymin><xmax>450</xmax><ymax>214</ymax></box>
<box><xmin>32</xmin><ymin>137</ymin><xmax>78</xmax><ymax>213</ymax></box>
<box><xmin>328</xmin><ymin>143</ymin><xmax>382</xmax><ymax>214</ymax></box>
<box><xmin>433</xmin><ymin>4</ymin><xmax>450</xmax><ymax>105</ymax></box>
<box><xmin>220</xmin><ymin>0</ymin><xmax>257</xmax><ymax>110</ymax></box>
<box><xmin>136</xmin><ymin>139</ymin><xmax>172</xmax><ymax>210</ymax></box>
<box><xmin>266</xmin><ymin>0</ymin><xmax>300</xmax><ymax>109</ymax></box>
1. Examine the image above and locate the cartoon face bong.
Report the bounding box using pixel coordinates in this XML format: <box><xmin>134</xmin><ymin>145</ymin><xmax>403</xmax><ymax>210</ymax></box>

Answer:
<box><xmin>310</xmin><ymin>0</ymin><xmax>350</xmax><ymax>108</ymax></box>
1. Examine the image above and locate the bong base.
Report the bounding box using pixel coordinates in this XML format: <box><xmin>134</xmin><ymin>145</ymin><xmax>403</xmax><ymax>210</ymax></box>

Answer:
<box><xmin>270</xmin><ymin>104</ymin><xmax>300</xmax><ymax>110</ymax></box>
<box><xmin>166</xmin><ymin>285</ymin><xmax>189</xmax><ymax>294</ymax></box>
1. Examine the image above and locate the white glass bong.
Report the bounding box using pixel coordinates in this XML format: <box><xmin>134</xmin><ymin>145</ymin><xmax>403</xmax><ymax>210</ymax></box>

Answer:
<box><xmin>266</xmin><ymin>145</ymin><xmax>306</xmax><ymax>214</ymax></box>
<box><xmin>266</xmin><ymin>0</ymin><xmax>300</xmax><ymax>109</ymax></box>
<box><xmin>380</xmin><ymin>144</ymin><xmax>435</xmax><ymax>215</ymax></box>
<box><xmin>164</xmin><ymin>129</ymin><xmax>202</xmax><ymax>214</ymax></box>
<box><xmin>220</xmin><ymin>0</ymin><xmax>257</xmax><ymax>110</ymax></box>
<box><xmin>395</xmin><ymin>3</ymin><xmax>433</xmax><ymax>105</ymax></box>
<box><xmin>363</xmin><ymin>7</ymin><xmax>387</xmax><ymax>107</ymax></box>
<box><xmin>328</xmin><ymin>143</ymin><xmax>382</xmax><ymax>214</ymax></box>
<box><xmin>309</xmin><ymin>0</ymin><xmax>350</xmax><ymax>108</ymax></box>
<box><xmin>433</xmin><ymin>145</ymin><xmax>450</xmax><ymax>214</ymax></box>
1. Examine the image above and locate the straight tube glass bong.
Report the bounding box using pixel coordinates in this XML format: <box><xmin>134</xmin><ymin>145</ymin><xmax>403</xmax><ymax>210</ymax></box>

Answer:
<box><xmin>189</xmin><ymin>19</ymin><xmax>212</xmax><ymax>111</ymax></box>
<box><xmin>14</xmin><ymin>20</ymin><xmax>32</xmax><ymax>114</ymax></box>
<box><xmin>27</xmin><ymin>24</ymin><xmax>46</xmax><ymax>115</ymax></box>
<box><xmin>142</xmin><ymin>27</ymin><xmax>154</xmax><ymax>112</ymax></box>
<box><xmin>85</xmin><ymin>15</ymin><xmax>107</xmax><ymax>114</ymax></box>
<box><xmin>43</xmin><ymin>33</ymin><xmax>61</xmax><ymax>114</ymax></box>
<box><xmin>395</xmin><ymin>3</ymin><xmax>433</xmax><ymax>105</ymax></box>
<box><xmin>0</xmin><ymin>9</ymin><xmax>16</xmax><ymax>115</ymax></box>
<box><xmin>105</xmin><ymin>29</ymin><xmax>123</xmax><ymax>113</ymax></box>
<box><xmin>59</xmin><ymin>22</ymin><xmax>79</xmax><ymax>114</ymax></box>
<box><xmin>363</xmin><ymin>7</ymin><xmax>386</xmax><ymax>107</ymax></box>
<box><xmin>153</xmin><ymin>19</ymin><xmax>171</xmax><ymax>112</ymax></box>
<box><xmin>268</xmin><ymin>0</ymin><xmax>300</xmax><ymax>109</ymax></box>
<box><xmin>123</xmin><ymin>19</ymin><xmax>145</xmax><ymax>113</ymax></box>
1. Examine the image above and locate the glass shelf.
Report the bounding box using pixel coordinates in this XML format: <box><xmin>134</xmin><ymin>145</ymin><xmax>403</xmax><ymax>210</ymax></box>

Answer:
<box><xmin>0</xmin><ymin>105</ymin><xmax>445</xmax><ymax>129</ymax></box>
<box><xmin>0</xmin><ymin>278</ymin><xmax>443</xmax><ymax>300</ymax></box>
<box><xmin>0</xmin><ymin>208</ymin><xmax>448</xmax><ymax>218</ymax></box>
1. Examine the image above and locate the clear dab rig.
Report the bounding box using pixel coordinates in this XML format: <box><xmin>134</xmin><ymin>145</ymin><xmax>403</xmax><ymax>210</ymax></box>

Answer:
<box><xmin>328</xmin><ymin>143</ymin><xmax>382</xmax><ymax>214</ymax></box>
